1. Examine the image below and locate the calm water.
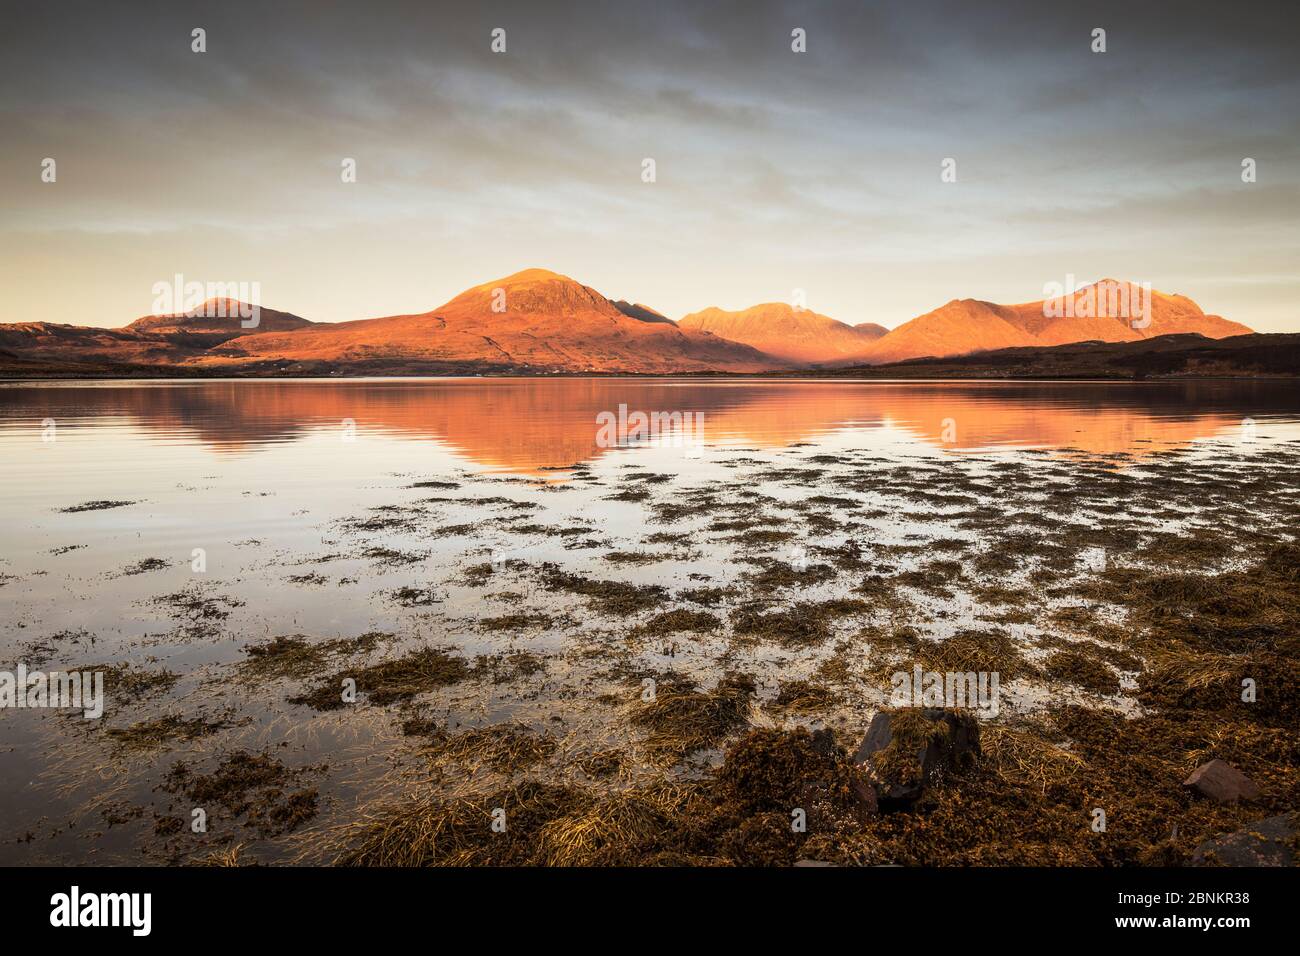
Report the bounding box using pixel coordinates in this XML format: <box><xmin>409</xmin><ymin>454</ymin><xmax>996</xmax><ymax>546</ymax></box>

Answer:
<box><xmin>2</xmin><ymin>377</ymin><xmax>1298</xmax><ymax>863</ymax></box>
<box><xmin>2</xmin><ymin>376</ymin><xmax>1298</xmax><ymax>647</ymax></box>
<box><xmin>3</xmin><ymin>377</ymin><xmax>1298</xmax><ymax>467</ymax></box>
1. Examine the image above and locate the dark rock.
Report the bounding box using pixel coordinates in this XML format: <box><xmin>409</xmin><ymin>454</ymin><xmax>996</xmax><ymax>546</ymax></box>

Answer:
<box><xmin>793</xmin><ymin>859</ymin><xmax>837</xmax><ymax>867</ymax></box>
<box><xmin>1182</xmin><ymin>759</ymin><xmax>1260</xmax><ymax>804</ymax></box>
<box><xmin>1193</xmin><ymin>814</ymin><xmax>1296</xmax><ymax>867</ymax></box>
<box><xmin>853</xmin><ymin>707</ymin><xmax>981</xmax><ymax>810</ymax></box>
<box><xmin>849</xmin><ymin>775</ymin><xmax>879</xmax><ymax>817</ymax></box>
<box><xmin>808</xmin><ymin>727</ymin><xmax>840</xmax><ymax>759</ymax></box>
<box><xmin>852</xmin><ymin>711</ymin><xmax>896</xmax><ymax>765</ymax></box>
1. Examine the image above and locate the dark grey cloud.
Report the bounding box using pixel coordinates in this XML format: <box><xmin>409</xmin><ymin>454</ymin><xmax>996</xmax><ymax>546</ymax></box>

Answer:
<box><xmin>1</xmin><ymin>0</ymin><xmax>1297</xmax><ymax>330</ymax></box>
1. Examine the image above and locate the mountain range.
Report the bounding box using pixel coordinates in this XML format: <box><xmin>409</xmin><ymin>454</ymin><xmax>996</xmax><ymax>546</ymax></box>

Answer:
<box><xmin>678</xmin><ymin>303</ymin><xmax>888</xmax><ymax>363</ymax></box>
<box><xmin>0</xmin><ymin>269</ymin><xmax>1257</xmax><ymax>376</ymax></box>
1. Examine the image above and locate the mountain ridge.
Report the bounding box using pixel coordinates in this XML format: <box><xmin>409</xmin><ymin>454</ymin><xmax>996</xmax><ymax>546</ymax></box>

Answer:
<box><xmin>678</xmin><ymin>302</ymin><xmax>887</xmax><ymax>364</ymax></box>
<box><xmin>855</xmin><ymin>279</ymin><xmax>1251</xmax><ymax>365</ymax></box>
<box><xmin>207</xmin><ymin>269</ymin><xmax>786</xmax><ymax>374</ymax></box>
<box><xmin>0</xmin><ymin>271</ymin><xmax>1260</xmax><ymax>375</ymax></box>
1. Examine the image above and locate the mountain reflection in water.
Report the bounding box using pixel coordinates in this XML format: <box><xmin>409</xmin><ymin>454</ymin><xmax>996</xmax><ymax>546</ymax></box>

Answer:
<box><xmin>1</xmin><ymin>378</ymin><xmax>1293</xmax><ymax>472</ymax></box>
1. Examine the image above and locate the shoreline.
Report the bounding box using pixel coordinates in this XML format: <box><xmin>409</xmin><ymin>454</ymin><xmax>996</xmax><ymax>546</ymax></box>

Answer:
<box><xmin>4</xmin><ymin>371</ymin><xmax>1299</xmax><ymax>383</ymax></box>
<box><xmin>4</xmin><ymin>331</ymin><xmax>1298</xmax><ymax>383</ymax></box>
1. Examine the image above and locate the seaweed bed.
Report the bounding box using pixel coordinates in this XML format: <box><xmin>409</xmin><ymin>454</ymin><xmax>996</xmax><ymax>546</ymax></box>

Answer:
<box><xmin>5</xmin><ymin>434</ymin><xmax>1300</xmax><ymax>867</ymax></box>
<box><xmin>330</xmin><ymin>541</ymin><xmax>1300</xmax><ymax>866</ymax></box>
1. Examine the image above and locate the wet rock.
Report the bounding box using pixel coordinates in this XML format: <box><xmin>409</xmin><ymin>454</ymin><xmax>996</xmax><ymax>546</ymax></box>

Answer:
<box><xmin>1182</xmin><ymin>759</ymin><xmax>1260</xmax><ymax>804</ymax></box>
<box><xmin>1193</xmin><ymin>815</ymin><xmax>1295</xmax><ymax>867</ymax></box>
<box><xmin>853</xmin><ymin>707</ymin><xmax>981</xmax><ymax>810</ymax></box>
<box><xmin>848</xmin><ymin>776</ymin><xmax>878</xmax><ymax>817</ymax></box>
<box><xmin>808</xmin><ymin>727</ymin><xmax>839</xmax><ymax>759</ymax></box>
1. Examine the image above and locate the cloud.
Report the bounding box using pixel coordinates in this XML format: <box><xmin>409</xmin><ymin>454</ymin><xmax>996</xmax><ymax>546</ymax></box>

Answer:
<box><xmin>1</xmin><ymin>0</ymin><xmax>1297</xmax><ymax>331</ymax></box>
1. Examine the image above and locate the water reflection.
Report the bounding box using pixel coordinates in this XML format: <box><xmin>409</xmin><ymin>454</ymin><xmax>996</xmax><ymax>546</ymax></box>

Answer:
<box><xmin>0</xmin><ymin>378</ymin><xmax>1292</xmax><ymax>471</ymax></box>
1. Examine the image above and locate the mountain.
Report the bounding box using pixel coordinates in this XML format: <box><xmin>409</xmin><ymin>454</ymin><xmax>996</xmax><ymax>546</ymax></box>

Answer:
<box><xmin>852</xmin><ymin>279</ymin><xmax>1252</xmax><ymax>365</ymax></box>
<box><xmin>803</xmin><ymin>332</ymin><xmax>1300</xmax><ymax>380</ymax></box>
<box><xmin>126</xmin><ymin>299</ymin><xmax>314</xmax><ymax>337</ymax></box>
<box><xmin>0</xmin><ymin>298</ymin><xmax>315</xmax><ymax>370</ymax></box>
<box><xmin>610</xmin><ymin>300</ymin><xmax>675</xmax><ymax>325</ymax></box>
<box><xmin>0</xmin><ymin>322</ymin><xmax>202</xmax><ymax>368</ymax></box>
<box><xmin>855</xmin><ymin>299</ymin><xmax>1034</xmax><ymax>365</ymax></box>
<box><xmin>208</xmin><ymin>269</ymin><xmax>785</xmax><ymax>373</ymax></box>
<box><xmin>678</xmin><ymin>303</ymin><xmax>886</xmax><ymax>364</ymax></box>
<box><xmin>0</xmin><ymin>274</ymin><xmax>1264</xmax><ymax>377</ymax></box>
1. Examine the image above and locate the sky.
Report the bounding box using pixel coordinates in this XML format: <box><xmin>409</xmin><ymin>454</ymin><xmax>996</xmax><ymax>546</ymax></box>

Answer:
<box><xmin>2</xmin><ymin>0</ymin><xmax>1298</xmax><ymax>332</ymax></box>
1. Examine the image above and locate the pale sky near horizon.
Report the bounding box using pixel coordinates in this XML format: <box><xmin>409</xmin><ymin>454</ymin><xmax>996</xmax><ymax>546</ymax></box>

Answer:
<box><xmin>2</xmin><ymin>0</ymin><xmax>1298</xmax><ymax>332</ymax></box>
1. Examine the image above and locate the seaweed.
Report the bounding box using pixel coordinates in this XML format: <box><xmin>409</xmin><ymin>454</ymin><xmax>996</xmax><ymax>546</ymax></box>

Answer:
<box><xmin>537</xmin><ymin>563</ymin><xmax>666</xmax><ymax>614</ymax></box>
<box><xmin>426</xmin><ymin>724</ymin><xmax>559</xmax><ymax>774</ymax></box>
<box><xmin>630</xmin><ymin>673</ymin><xmax>755</xmax><ymax>761</ymax></box>
<box><xmin>290</xmin><ymin>647</ymin><xmax>471</xmax><ymax>710</ymax></box>
<box><xmin>634</xmin><ymin>609</ymin><xmax>720</xmax><ymax>635</ymax></box>
<box><xmin>162</xmin><ymin>751</ymin><xmax>320</xmax><ymax>837</ymax></box>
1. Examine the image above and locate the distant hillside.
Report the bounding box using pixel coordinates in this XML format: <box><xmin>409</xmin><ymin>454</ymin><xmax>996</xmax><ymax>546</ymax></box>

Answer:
<box><xmin>0</xmin><ymin>298</ymin><xmax>313</xmax><ymax>369</ymax></box>
<box><xmin>0</xmin><ymin>273</ymin><xmax>1281</xmax><ymax>379</ymax></box>
<box><xmin>679</xmin><ymin>302</ymin><xmax>885</xmax><ymax>364</ymax></box>
<box><xmin>853</xmin><ymin>279</ymin><xmax>1252</xmax><ymax>365</ymax></box>
<box><xmin>209</xmin><ymin>269</ymin><xmax>787</xmax><ymax>374</ymax></box>
<box><xmin>799</xmin><ymin>332</ymin><xmax>1300</xmax><ymax>379</ymax></box>
<box><xmin>126</xmin><ymin>299</ymin><xmax>315</xmax><ymax>338</ymax></box>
